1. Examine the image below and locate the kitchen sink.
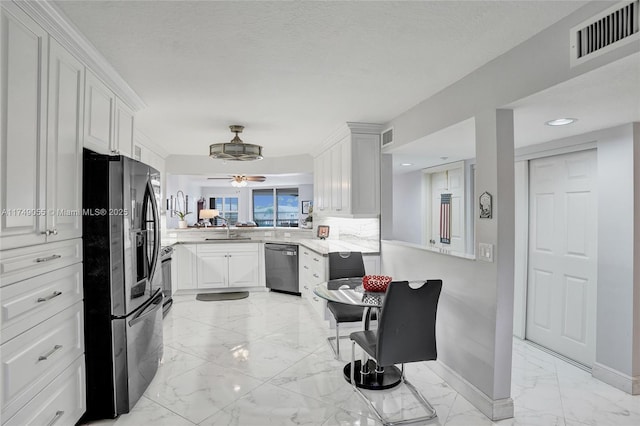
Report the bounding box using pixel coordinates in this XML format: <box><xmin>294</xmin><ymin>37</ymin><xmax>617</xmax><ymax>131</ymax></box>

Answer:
<box><xmin>204</xmin><ymin>237</ymin><xmax>252</xmax><ymax>241</ymax></box>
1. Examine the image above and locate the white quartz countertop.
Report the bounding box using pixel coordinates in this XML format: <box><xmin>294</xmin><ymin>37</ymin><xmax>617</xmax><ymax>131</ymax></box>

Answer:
<box><xmin>161</xmin><ymin>234</ymin><xmax>379</xmax><ymax>255</ymax></box>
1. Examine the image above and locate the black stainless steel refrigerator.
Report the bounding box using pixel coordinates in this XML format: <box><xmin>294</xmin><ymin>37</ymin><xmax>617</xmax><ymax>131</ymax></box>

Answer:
<box><xmin>81</xmin><ymin>149</ymin><xmax>163</xmax><ymax>421</ymax></box>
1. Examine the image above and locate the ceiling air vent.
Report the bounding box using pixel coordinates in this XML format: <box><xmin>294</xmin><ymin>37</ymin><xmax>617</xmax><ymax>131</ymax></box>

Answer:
<box><xmin>381</xmin><ymin>128</ymin><xmax>394</xmax><ymax>148</ymax></box>
<box><xmin>571</xmin><ymin>1</ymin><xmax>639</xmax><ymax>67</ymax></box>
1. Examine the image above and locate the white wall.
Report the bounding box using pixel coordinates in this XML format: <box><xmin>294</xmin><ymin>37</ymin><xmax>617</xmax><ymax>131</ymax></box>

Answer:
<box><xmin>593</xmin><ymin>123</ymin><xmax>640</xmax><ymax>393</ymax></box>
<box><xmin>392</xmin><ymin>170</ymin><xmax>424</xmax><ymax>245</ymax></box>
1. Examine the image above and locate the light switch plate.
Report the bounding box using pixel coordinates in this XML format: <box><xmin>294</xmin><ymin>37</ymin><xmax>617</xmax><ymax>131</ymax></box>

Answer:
<box><xmin>478</xmin><ymin>243</ymin><xmax>494</xmax><ymax>262</ymax></box>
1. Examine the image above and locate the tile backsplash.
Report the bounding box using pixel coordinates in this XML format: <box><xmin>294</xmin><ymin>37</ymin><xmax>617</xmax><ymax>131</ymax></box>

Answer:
<box><xmin>315</xmin><ymin>217</ymin><xmax>379</xmax><ymax>251</ymax></box>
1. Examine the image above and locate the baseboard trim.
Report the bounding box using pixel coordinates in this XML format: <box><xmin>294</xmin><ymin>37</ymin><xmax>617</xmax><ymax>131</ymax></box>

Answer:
<box><xmin>592</xmin><ymin>362</ymin><xmax>640</xmax><ymax>395</ymax></box>
<box><xmin>430</xmin><ymin>360</ymin><xmax>514</xmax><ymax>421</ymax></box>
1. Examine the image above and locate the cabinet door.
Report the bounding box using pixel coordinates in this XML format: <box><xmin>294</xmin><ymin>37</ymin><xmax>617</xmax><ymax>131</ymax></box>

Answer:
<box><xmin>197</xmin><ymin>252</ymin><xmax>227</xmax><ymax>288</ymax></box>
<box><xmin>227</xmin><ymin>251</ymin><xmax>259</xmax><ymax>287</ymax></box>
<box><xmin>0</xmin><ymin>6</ymin><xmax>48</xmax><ymax>249</ymax></box>
<box><xmin>175</xmin><ymin>245</ymin><xmax>197</xmax><ymax>290</ymax></box>
<box><xmin>313</xmin><ymin>155</ymin><xmax>325</xmax><ymax>212</ymax></box>
<box><xmin>46</xmin><ymin>38</ymin><xmax>84</xmax><ymax>242</ymax></box>
<box><xmin>350</xmin><ymin>133</ymin><xmax>380</xmax><ymax>215</ymax></box>
<box><xmin>330</xmin><ymin>142</ymin><xmax>343</xmax><ymax>212</ymax></box>
<box><xmin>83</xmin><ymin>69</ymin><xmax>114</xmax><ymax>154</ymax></box>
<box><xmin>115</xmin><ymin>98</ymin><xmax>134</xmax><ymax>158</ymax></box>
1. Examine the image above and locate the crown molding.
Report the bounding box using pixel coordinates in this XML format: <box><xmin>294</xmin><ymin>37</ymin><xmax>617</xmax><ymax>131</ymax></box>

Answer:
<box><xmin>14</xmin><ymin>0</ymin><xmax>146</xmax><ymax>111</ymax></box>
<box><xmin>312</xmin><ymin>122</ymin><xmax>383</xmax><ymax>156</ymax></box>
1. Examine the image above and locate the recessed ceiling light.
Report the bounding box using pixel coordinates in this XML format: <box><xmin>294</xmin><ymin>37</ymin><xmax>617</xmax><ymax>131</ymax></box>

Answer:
<box><xmin>545</xmin><ymin>118</ymin><xmax>577</xmax><ymax>126</ymax></box>
<box><xmin>401</xmin><ymin>163</ymin><xmax>413</xmax><ymax>166</ymax></box>
<box><xmin>440</xmin><ymin>156</ymin><xmax>448</xmax><ymax>160</ymax></box>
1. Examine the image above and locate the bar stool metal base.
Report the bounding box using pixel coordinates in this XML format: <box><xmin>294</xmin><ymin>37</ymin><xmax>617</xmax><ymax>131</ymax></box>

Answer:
<box><xmin>343</xmin><ymin>360</ymin><xmax>402</xmax><ymax>390</ymax></box>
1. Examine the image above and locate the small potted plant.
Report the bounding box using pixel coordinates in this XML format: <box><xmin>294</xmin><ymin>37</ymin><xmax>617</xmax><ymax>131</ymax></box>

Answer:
<box><xmin>172</xmin><ymin>190</ymin><xmax>190</xmax><ymax>228</ymax></box>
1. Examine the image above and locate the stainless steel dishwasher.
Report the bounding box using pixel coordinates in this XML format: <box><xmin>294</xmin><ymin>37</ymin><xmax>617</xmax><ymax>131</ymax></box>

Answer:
<box><xmin>265</xmin><ymin>243</ymin><xmax>300</xmax><ymax>295</ymax></box>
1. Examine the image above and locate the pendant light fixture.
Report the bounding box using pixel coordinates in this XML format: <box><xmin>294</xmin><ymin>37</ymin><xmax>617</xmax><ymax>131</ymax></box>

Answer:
<box><xmin>209</xmin><ymin>125</ymin><xmax>263</xmax><ymax>161</ymax></box>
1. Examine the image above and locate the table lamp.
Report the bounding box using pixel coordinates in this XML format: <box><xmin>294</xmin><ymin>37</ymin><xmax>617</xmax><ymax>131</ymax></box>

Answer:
<box><xmin>200</xmin><ymin>209</ymin><xmax>218</xmax><ymax>227</ymax></box>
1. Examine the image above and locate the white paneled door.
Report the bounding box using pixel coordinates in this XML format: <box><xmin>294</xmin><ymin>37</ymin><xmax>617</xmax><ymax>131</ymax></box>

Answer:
<box><xmin>526</xmin><ymin>150</ymin><xmax>597</xmax><ymax>367</ymax></box>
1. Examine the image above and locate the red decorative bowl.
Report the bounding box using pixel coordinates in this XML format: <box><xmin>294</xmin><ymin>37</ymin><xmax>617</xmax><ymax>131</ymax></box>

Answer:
<box><xmin>362</xmin><ymin>275</ymin><xmax>392</xmax><ymax>292</ymax></box>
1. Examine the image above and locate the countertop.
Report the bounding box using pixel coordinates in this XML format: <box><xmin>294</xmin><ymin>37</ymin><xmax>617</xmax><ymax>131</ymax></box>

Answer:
<box><xmin>161</xmin><ymin>231</ymin><xmax>379</xmax><ymax>255</ymax></box>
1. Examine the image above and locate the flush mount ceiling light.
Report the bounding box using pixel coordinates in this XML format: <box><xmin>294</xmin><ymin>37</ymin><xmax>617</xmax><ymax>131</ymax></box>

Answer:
<box><xmin>545</xmin><ymin>118</ymin><xmax>577</xmax><ymax>126</ymax></box>
<box><xmin>209</xmin><ymin>125</ymin><xmax>263</xmax><ymax>161</ymax></box>
<box><xmin>401</xmin><ymin>163</ymin><xmax>413</xmax><ymax>166</ymax></box>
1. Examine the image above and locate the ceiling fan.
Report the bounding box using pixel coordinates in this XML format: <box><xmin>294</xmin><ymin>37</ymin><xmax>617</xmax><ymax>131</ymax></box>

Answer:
<box><xmin>208</xmin><ymin>175</ymin><xmax>266</xmax><ymax>187</ymax></box>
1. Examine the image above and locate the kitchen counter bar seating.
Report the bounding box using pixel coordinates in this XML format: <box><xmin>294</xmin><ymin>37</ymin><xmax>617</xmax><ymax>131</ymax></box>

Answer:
<box><xmin>349</xmin><ymin>279</ymin><xmax>443</xmax><ymax>425</ymax></box>
<box><xmin>326</xmin><ymin>252</ymin><xmax>368</xmax><ymax>359</ymax></box>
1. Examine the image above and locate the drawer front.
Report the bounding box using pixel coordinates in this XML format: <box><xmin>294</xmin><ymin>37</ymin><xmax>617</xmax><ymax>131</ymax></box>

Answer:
<box><xmin>0</xmin><ymin>302</ymin><xmax>84</xmax><ymax>419</ymax></box>
<box><xmin>4</xmin><ymin>355</ymin><xmax>85</xmax><ymax>426</ymax></box>
<box><xmin>197</xmin><ymin>243</ymin><xmax>259</xmax><ymax>254</ymax></box>
<box><xmin>1</xmin><ymin>264</ymin><xmax>83</xmax><ymax>344</ymax></box>
<box><xmin>0</xmin><ymin>239</ymin><xmax>82</xmax><ymax>287</ymax></box>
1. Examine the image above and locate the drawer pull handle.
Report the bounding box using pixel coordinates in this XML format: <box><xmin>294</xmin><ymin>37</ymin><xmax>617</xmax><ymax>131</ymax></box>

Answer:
<box><xmin>47</xmin><ymin>410</ymin><xmax>64</xmax><ymax>426</ymax></box>
<box><xmin>38</xmin><ymin>344</ymin><xmax>63</xmax><ymax>361</ymax></box>
<box><xmin>303</xmin><ymin>265</ymin><xmax>309</xmax><ymax>270</ymax></box>
<box><xmin>313</xmin><ymin>273</ymin><xmax>319</xmax><ymax>278</ymax></box>
<box><xmin>37</xmin><ymin>291</ymin><xmax>62</xmax><ymax>303</ymax></box>
<box><xmin>35</xmin><ymin>254</ymin><xmax>62</xmax><ymax>263</ymax></box>
<box><xmin>313</xmin><ymin>258</ymin><xmax>320</xmax><ymax>262</ymax></box>
<box><xmin>313</xmin><ymin>297</ymin><xmax>319</xmax><ymax>301</ymax></box>
<box><xmin>304</xmin><ymin>286</ymin><xmax>309</xmax><ymax>290</ymax></box>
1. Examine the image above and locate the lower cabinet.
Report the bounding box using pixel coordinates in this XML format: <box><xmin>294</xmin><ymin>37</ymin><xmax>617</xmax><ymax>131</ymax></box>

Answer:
<box><xmin>175</xmin><ymin>243</ymin><xmax>263</xmax><ymax>290</ymax></box>
<box><xmin>3</xmin><ymin>355</ymin><xmax>85</xmax><ymax>426</ymax></box>
<box><xmin>0</xmin><ymin>239</ymin><xmax>85</xmax><ymax>424</ymax></box>
<box><xmin>299</xmin><ymin>247</ymin><xmax>328</xmax><ymax>320</ymax></box>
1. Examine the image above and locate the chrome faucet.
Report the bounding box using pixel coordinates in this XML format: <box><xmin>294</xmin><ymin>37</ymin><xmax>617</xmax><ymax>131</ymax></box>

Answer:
<box><xmin>217</xmin><ymin>216</ymin><xmax>231</xmax><ymax>238</ymax></box>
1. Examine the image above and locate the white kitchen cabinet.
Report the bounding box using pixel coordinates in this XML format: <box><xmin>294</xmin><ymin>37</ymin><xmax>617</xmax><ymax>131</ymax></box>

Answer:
<box><xmin>197</xmin><ymin>250</ymin><xmax>227</xmax><ymax>289</ymax></box>
<box><xmin>0</xmin><ymin>6</ymin><xmax>49</xmax><ymax>249</ymax></box>
<box><xmin>174</xmin><ymin>244</ymin><xmax>197</xmax><ymax>290</ymax></box>
<box><xmin>299</xmin><ymin>247</ymin><xmax>328</xmax><ymax>320</ymax></box>
<box><xmin>45</xmin><ymin>38</ymin><xmax>84</xmax><ymax>243</ymax></box>
<box><xmin>115</xmin><ymin>98</ymin><xmax>134</xmax><ymax>158</ymax></box>
<box><xmin>83</xmin><ymin>69</ymin><xmax>115</xmax><ymax>155</ymax></box>
<box><xmin>196</xmin><ymin>244</ymin><xmax>261</xmax><ymax>289</ymax></box>
<box><xmin>0</xmin><ymin>8</ymin><xmax>83</xmax><ymax>250</ymax></box>
<box><xmin>313</xmin><ymin>123</ymin><xmax>382</xmax><ymax>217</ymax></box>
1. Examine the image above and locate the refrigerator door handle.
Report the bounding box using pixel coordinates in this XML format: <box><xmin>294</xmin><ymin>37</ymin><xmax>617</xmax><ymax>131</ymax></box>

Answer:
<box><xmin>128</xmin><ymin>291</ymin><xmax>163</xmax><ymax>327</ymax></box>
<box><xmin>144</xmin><ymin>179</ymin><xmax>161</xmax><ymax>284</ymax></box>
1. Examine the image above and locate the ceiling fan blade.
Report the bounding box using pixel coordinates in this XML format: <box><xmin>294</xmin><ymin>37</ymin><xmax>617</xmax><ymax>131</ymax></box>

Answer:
<box><xmin>245</xmin><ymin>176</ymin><xmax>266</xmax><ymax>182</ymax></box>
<box><xmin>207</xmin><ymin>177</ymin><xmax>232</xmax><ymax>180</ymax></box>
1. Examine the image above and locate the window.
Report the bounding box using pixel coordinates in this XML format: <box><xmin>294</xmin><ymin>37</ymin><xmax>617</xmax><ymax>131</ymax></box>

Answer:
<box><xmin>252</xmin><ymin>188</ymin><xmax>299</xmax><ymax>227</ymax></box>
<box><xmin>208</xmin><ymin>196</ymin><xmax>238</xmax><ymax>225</ymax></box>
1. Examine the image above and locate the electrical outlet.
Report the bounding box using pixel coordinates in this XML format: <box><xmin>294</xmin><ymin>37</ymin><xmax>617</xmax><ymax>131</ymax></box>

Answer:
<box><xmin>284</xmin><ymin>232</ymin><xmax>291</xmax><ymax>238</ymax></box>
<box><xmin>478</xmin><ymin>243</ymin><xmax>493</xmax><ymax>262</ymax></box>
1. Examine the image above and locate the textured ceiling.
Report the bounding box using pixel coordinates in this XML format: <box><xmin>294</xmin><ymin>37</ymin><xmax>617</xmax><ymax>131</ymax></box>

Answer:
<box><xmin>54</xmin><ymin>0</ymin><xmax>589</xmax><ymax>159</ymax></box>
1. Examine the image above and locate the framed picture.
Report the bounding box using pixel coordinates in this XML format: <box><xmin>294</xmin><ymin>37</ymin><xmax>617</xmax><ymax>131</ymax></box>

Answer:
<box><xmin>302</xmin><ymin>200</ymin><xmax>311</xmax><ymax>214</ymax></box>
<box><xmin>479</xmin><ymin>191</ymin><xmax>492</xmax><ymax>219</ymax></box>
<box><xmin>317</xmin><ymin>225</ymin><xmax>330</xmax><ymax>239</ymax></box>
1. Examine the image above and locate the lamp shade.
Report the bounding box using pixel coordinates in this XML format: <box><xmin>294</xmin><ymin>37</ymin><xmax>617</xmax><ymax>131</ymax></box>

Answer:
<box><xmin>200</xmin><ymin>209</ymin><xmax>218</xmax><ymax>219</ymax></box>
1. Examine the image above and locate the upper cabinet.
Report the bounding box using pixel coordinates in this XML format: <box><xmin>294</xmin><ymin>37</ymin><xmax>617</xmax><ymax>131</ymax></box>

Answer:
<box><xmin>313</xmin><ymin>123</ymin><xmax>382</xmax><ymax>217</ymax></box>
<box><xmin>83</xmin><ymin>69</ymin><xmax>115</xmax><ymax>154</ymax></box>
<box><xmin>115</xmin><ymin>98</ymin><xmax>134</xmax><ymax>158</ymax></box>
<box><xmin>45</xmin><ymin>38</ymin><xmax>85</xmax><ymax>243</ymax></box>
<box><xmin>84</xmin><ymin>69</ymin><xmax>134</xmax><ymax>157</ymax></box>
<box><xmin>0</xmin><ymin>6</ymin><xmax>49</xmax><ymax>248</ymax></box>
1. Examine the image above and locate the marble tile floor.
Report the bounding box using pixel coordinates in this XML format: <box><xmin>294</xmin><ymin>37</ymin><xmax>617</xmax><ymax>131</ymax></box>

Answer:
<box><xmin>84</xmin><ymin>291</ymin><xmax>640</xmax><ymax>426</ymax></box>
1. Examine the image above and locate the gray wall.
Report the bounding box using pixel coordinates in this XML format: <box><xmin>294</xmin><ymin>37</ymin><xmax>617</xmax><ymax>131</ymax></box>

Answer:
<box><xmin>595</xmin><ymin>123</ymin><xmax>640</xmax><ymax>382</ymax></box>
<box><xmin>392</xmin><ymin>170</ymin><xmax>424</xmax><ymax>245</ymax></box>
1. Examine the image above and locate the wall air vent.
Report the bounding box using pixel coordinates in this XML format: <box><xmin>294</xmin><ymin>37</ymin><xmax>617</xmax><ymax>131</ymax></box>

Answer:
<box><xmin>571</xmin><ymin>1</ymin><xmax>639</xmax><ymax>67</ymax></box>
<box><xmin>381</xmin><ymin>128</ymin><xmax>394</xmax><ymax>148</ymax></box>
